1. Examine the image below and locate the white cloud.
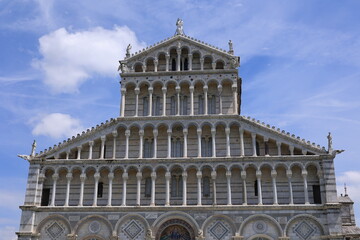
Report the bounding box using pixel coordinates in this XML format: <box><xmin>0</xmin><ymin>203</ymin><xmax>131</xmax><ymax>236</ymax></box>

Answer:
<box><xmin>337</xmin><ymin>171</ymin><xmax>360</xmax><ymax>202</ymax></box>
<box><xmin>31</xmin><ymin>113</ymin><xmax>84</xmax><ymax>139</ymax></box>
<box><xmin>0</xmin><ymin>226</ymin><xmax>16</xmax><ymax>240</ymax></box>
<box><xmin>33</xmin><ymin>26</ymin><xmax>145</xmax><ymax>93</ymax></box>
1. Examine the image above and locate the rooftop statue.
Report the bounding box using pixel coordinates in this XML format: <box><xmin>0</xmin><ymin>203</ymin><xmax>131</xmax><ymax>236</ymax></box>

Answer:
<box><xmin>175</xmin><ymin>18</ymin><xmax>184</xmax><ymax>35</ymax></box>
<box><xmin>126</xmin><ymin>44</ymin><xmax>132</xmax><ymax>58</ymax></box>
<box><xmin>327</xmin><ymin>132</ymin><xmax>333</xmax><ymax>152</ymax></box>
<box><xmin>228</xmin><ymin>40</ymin><xmax>234</xmax><ymax>54</ymax></box>
<box><xmin>31</xmin><ymin>140</ymin><xmax>36</xmax><ymax>157</ymax></box>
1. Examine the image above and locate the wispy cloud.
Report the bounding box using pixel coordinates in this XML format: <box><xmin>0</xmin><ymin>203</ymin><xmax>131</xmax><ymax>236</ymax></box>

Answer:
<box><xmin>0</xmin><ymin>226</ymin><xmax>16</xmax><ymax>240</ymax></box>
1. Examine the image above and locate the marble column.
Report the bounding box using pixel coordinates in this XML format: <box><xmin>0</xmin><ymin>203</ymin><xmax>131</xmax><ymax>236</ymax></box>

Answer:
<box><xmin>88</xmin><ymin>141</ymin><xmax>94</xmax><ymax>159</ymax></box>
<box><xmin>107</xmin><ymin>173</ymin><xmax>114</xmax><ymax>206</ymax></box>
<box><xmin>211</xmin><ymin>170</ymin><xmax>217</xmax><ymax>205</ymax></box>
<box><xmin>162</xmin><ymin>86</ymin><xmax>167</xmax><ymax>116</ymax></box>
<box><xmin>256</xmin><ymin>170</ymin><xmax>263</xmax><ymax>205</ymax></box>
<box><xmin>92</xmin><ymin>172</ymin><xmax>100</xmax><ymax>206</ymax></box>
<box><xmin>100</xmin><ymin>136</ymin><xmax>106</xmax><ymax>159</ymax></box>
<box><xmin>286</xmin><ymin>170</ymin><xmax>294</xmax><ymax>205</ymax></box>
<box><xmin>203</xmin><ymin>85</ymin><xmax>208</xmax><ymax>115</ymax></box>
<box><xmin>200</xmin><ymin>57</ymin><xmax>204</xmax><ymax>71</ymax></box>
<box><xmin>188</xmin><ymin>54</ymin><xmax>193</xmax><ymax>71</ymax></box>
<box><xmin>271</xmin><ymin>170</ymin><xmax>278</xmax><ymax>205</ymax></box>
<box><xmin>196</xmin><ymin>171</ymin><xmax>202</xmax><ymax>206</ymax></box>
<box><xmin>197</xmin><ymin>128</ymin><xmax>202</xmax><ymax>157</ymax></box>
<box><xmin>153</xmin><ymin>129</ymin><xmax>158</xmax><ymax>158</ymax></box>
<box><xmin>241</xmin><ymin>171</ymin><xmax>247</xmax><ymax>205</ymax></box>
<box><xmin>225</xmin><ymin>127</ymin><xmax>231</xmax><ymax>157</ymax></box>
<box><xmin>136</xmin><ymin>171</ymin><xmax>142</xmax><ymax>206</ymax></box>
<box><xmin>150</xmin><ymin>171</ymin><xmax>157</xmax><ymax>206</ymax></box>
<box><xmin>167</xmin><ymin>129</ymin><xmax>172</xmax><ymax>158</ymax></box>
<box><xmin>289</xmin><ymin>145</ymin><xmax>294</xmax><ymax>156</ymax></box>
<box><xmin>182</xmin><ymin>171</ymin><xmax>188</xmax><ymax>206</ymax></box>
<box><xmin>165</xmin><ymin>171</ymin><xmax>171</xmax><ymax>206</ymax></box>
<box><xmin>66</xmin><ymin>150</ymin><xmax>70</xmax><ymax>160</ymax></box>
<box><xmin>276</xmin><ymin>141</ymin><xmax>282</xmax><ymax>156</ymax></box>
<box><xmin>112</xmin><ymin>131</ymin><xmax>117</xmax><ymax>159</ymax></box>
<box><xmin>189</xmin><ymin>86</ymin><xmax>194</xmax><ymax>116</ymax></box>
<box><xmin>302</xmin><ymin>170</ymin><xmax>310</xmax><ymax>204</ymax></box>
<box><xmin>125</xmin><ymin>130</ymin><xmax>130</xmax><ymax>159</ymax></box>
<box><xmin>122</xmin><ymin>172</ymin><xmax>128</xmax><ymax>206</ymax></box>
<box><xmin>211</xmin><ymin>127</ymin><xmax>216</xmax><ymax>157</ymax></box>
<box><xmin>64</xmin><ymin>173</ymin><xmax>72</xmax><ymax>206</ymax></box>
<box><xmin>134</xmin><ymin>87</ymin><xmax>140</xmax><ymax>117</ymax></box>
<box><xmin>264</xmin><ymin>137</ymin><xmax>269</xmax><ymax>156</ymax></box>
<box><xmin>50</xmin><ymin>173</ymin><xmax>59</xmax><ymax>206</ymax></box>
<box><xmin>232</xmin><ymin>84</ymin><xmax>238</xmax><ymax>114</ymax></box>
<box><xmin>176</xmin><ymin>86</ymin><xmax>180</xmax><ymax>115</ymax></box>
<box><xmin>183</xmin><ymin>129</ymin><xmax>188</xmax><ymax>158</ymax></box>
<box><xmin>77</xmin><ymin>146</ymin><xmax>82</xmax><ymax>160</ymax></box>
<box><xmin>165</xmin><ymin>54</ymin><xmax>170</xmax><ymax>72</ymax></box>
<box><xmin>239</xmin><ymin>128</ymin><xmax>245</xmax><ymax>157</ymax></box>
<box><xmin>226</xmin><ymin>171</ymin><xmax>232</xmax><ymax>205</ymax></box>
<box><xmin>148</xmin><ymin>87</ymin><xmax>153</xmax><ymax>116</ymax></box>
<box><xmin>154</xmin><ymin>58</ymin><xmax>158</xmax><ymax>72</ymax></box>
<box><xmin>139</xmin><ymin>130</ymin><xmax>144</xmax><ymax>159</ymax></box>
<box><xmin>177</xmin><ymin>49</ymin><xmax>181</xmax><ymax>71</ymax></box>
<box><xmin>120</xmin><ymin>88</ymin><xmax>126</xmax><ymax>117</ymax></box>
<box><xmin>218</xmin><ymin>84</ymin><xmax>223</xmax><ymax>115</ymax></box>
<box><xmin>251</xmin><ymin>133</ymin><xmax>257</xmax><ymax>156</ymax></box>
<box><xmin>78</xmin><ymin>173</ymin><xmax>86</xmax><ymax>206</ymax></box>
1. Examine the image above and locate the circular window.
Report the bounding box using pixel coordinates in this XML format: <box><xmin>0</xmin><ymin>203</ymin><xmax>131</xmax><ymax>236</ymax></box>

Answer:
<box><xmin>89</xmin><ymin>221</ymin><xmax>101</xmax><ymax>233</ymax></box>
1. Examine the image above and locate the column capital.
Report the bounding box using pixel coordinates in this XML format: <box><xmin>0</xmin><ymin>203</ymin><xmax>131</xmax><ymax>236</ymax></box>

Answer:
<box><xmin>165</xmin><ymin>171</ymin><xmax>171</xmax><ymax>180</ymax></box>
<box><xmin>276</xmin><ymin>141</ymin><xmax>281</xmax><ymax>147</ymax></box>
<box><xmin>289</xmin><ymin>145</ymin><xmax>295</xmax><ymax>152</ymax></box>
<box><xmin>211</xmin><ymin>170</ymin><xmax>217</xmax><ymax>179</ymax></box>
<box><xmin>264</xmin><ymin>137</ymin><xmax>269</xmax><ymax>142</ymax></box>
<box><xmin>151</xmin><ymin>171</ymin><xmax>157</xmax><ymax>180</ymax></box>
<box><xmin>139</xmin><ymin>130</ymin><xmax>144</xmax><ymax>136</ymax></box>
<box><xmin>203</xmin><ymin>85</ymin><xmax>208</xmax><ymax>91</ymax></box>
<box><xmin>89</xmin><ymin>141</ymin><xmax>94</xmax><ymax>146</ymax></box>
<box><xmin>125</xmin><ymin>130</ymin><xmax>130</xmax><ymax>137</ymax></box>
<box><xmin>302</xmin><ymin>170</ymin><xmax>308</xmax><ymax>177</ymax></box>
<box><xmin>271</xmin><ymin>170</ymin><xmax>277</xmax><ymax>178</ymax></box>
<box><xmin>108</xmin><ymin>172</ymin><xmax>114</xmax><ymax>180</ymax></box>
<box><xmin>154</xmin><ymin>58</ymin><xmax>158</xmax><ymax>64</ymax></box>
<box><xmin>232</xmin><ymin>84</ymin><xmax>237</xmax><ymax>92</ymax></box>
<box><xmin>136</xmin><ymin>171</ymin><xmax>142</xmax><ymax>180</ymax></box>
<box><xmin>148</xmin><ymin>87</ymin><xmax>154</xmax><ymax>94</ymax></box>
<box><xmin>211</xmin><ymin>127</ymin><xmax>216</xmax><ymax>135</ymax></box>
<box><xmin>112</xmin><ymin>131</ymin><xmax>118</xmax><ymax>137</ymax></box>
<box><xmin>217</xmin><ymin>84</ymin><xmax>223</xmax><ymax>92</ymax></box>
<box><xmin>286</xmin><ymin>169</ymin><xmax>292</xmax><ymax>178</ymax></box>
<box><xmin>101</xmin><ymin>135</ymin><xmax>106</xmax><ymax>142</ymax></box>
<box><xmin>153</xmin><ymin>129</ymin><xmax>158</xmax><ymax>137</ymax></box>
<box><xmin>165</xmin><ymin>53</ymin><xmax>170</xmax><ymax>59</ymax></box>
<box><xmin>317</xmin><ymin>170</ymin><xmax>323</xmax><ymax>178</ymax></box>
<box><xmin>239</xmin><ymin>127</ymin><xmax>244</xmax><ymax>134</ymax></box>
<box><xmin>94</xmin><ymin>172</ymin><xmax>101</xmax><ymax>181</ymax></box>
<box><xmin>182</xmin><ymin>128</ymin><xmax>188</xmax><ymax>135</ymax></box>
<box><xmin>52</xmin><ymin>173</ymin><xmax>59</xmax><ymax>181</ymax></box>
<box><xmin>240</xmin><ymin>171</ymin><xmax>246</xmax><ymax>179</ymax></box>
<box><xmin>197</xmin><ymin>128</ymin><xmax>202</xmax><ymax>135</ymax></box>
<box><xmin>302</xmin><ymin>149</ymin><xmax>307</xmax><ymax>155</ymax></box>
<box><xmin>39</xmin><ymin>173</ymin><xmax>46</xmax><ymax>182</ymax></box>
<box><xmin>225</xmin><ymin>127</ymin><xmax>230</xmax><ymax>134</ymax></box>
<box><xmin>175</xmin><ymin>86</ymin><xmax>180</xmax><ymax>93</ymax></box>
<box><xmin>189</xmin><ymin>85</ymin><xmax>194</xmax><ymax>92</ymax></box>
<box><xmin>66</xmin><ymin>173</ymin><xmax>73</xmax><ymax>180</ymax></box>
<box><xmin>196</xmin><ymin>171</ymin><xmax>202</xmax><ymax>179</ymax></box>
<box><xmin>200</xmin><ymin>57</ymin><xmax>204</xmax><ymax>63</ymax></box>
<box><xmin>182</xmin><ymin>171</ymin><xmax>188</xmax><ymax>179</ymax></box>
<box><xmin>188</xmin><ymin>53</ymin><xmax>193</xmax><ymax>58</ymax></box>
<box><xmin>134</xmin><ymin>87</ymin><xmax>140</xmax><ymax>95</ymax></box>
<box><xmin>251</xmin><ymin>133</ymin><xmax>256</xmax><ymax>139</ymax></box>
<box><xmin>80</xmin><ymin>173</ymin><xmax>87</xmax><ymax>182</ymax></box>
<box><xmin>122</xmin><ymin>172</ymin><xmax>129</xmax><ymax>180</ymax></box>
<box><xmin>121</xmin><ymin>88</ymin><xmax>127</xmax><ymax>94</ymax></box>
<box><xmin>162</xmin><ymin>86</ymin><xmax>167</xmax><ymax>93</ymax></box>
<box><xmin>256</xmin><ymin>170</ymin><xmax>262</xmax><ymax>178</ymax></box>
<box><xmin>77</xmin><ymin>145</ymin><xmax>82</xmax><ymax>150</ymax></box>
<box><xmin>226</xmin><ymin>171</ymin><xmax>231</xmax><ymax>179</ymax></box>
<box><xmin>167</xmin><ymin>129</ymin><xmax>172</xmax><ymax>135</ymax></box>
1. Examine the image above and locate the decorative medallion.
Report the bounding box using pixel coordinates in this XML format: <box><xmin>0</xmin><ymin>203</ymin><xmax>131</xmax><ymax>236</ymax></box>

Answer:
<box><xmin>46</xmin><ymin>221</ymin><xmax>65</xmax><ymax>239</ymax></box>
<box><xmin>209</xmin><ymin>221</ymin><xmax>229</xmax><ymax>240</ymax></box>
<box><xmin>253</xmin><ymin>220</ymin><xmax>267</xmax><ymax>234</ymax></box>
<box><xmin>294</xmin><ymin>221</ymin><xmax>316</xmax><ymax>240</ymax></box>
<box><xmin>89</xmin><ymin>220</ymin><xmax>101</xmax><ymax>233</ymax></box>
<box><xmin>123</xmin><ymin>220</ymin><xmax>143</xmax><ymax>239</ymax></box>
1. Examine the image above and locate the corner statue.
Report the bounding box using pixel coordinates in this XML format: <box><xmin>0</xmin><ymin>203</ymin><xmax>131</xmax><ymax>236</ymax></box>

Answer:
<box><xmin>175</xmin><ymin>18</ymin><xmax>184</xmax><ymax>35</ymax></box>
<box><xmin>18</xmin><ymin>140</ymin><xmax>36</xmax><ymax>161</ymax></box>
<box><xmin>126</xmin><ymin>44</ymin><xmax>132</xmax><ymax>58</ymax></box>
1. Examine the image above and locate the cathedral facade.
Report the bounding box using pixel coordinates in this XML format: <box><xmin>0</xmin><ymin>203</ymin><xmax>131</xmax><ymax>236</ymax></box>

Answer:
<box><xmin>17</xmin><ymin>20</ymin><xmax>360</xmax><ymax>240</ymax></box>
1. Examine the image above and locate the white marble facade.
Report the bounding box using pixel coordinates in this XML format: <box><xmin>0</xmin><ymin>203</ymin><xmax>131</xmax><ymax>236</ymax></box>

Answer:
<box><xmin>16</xmin><ymin>20</ymin><xmax>360</xmax><ymax>240</ymax></box>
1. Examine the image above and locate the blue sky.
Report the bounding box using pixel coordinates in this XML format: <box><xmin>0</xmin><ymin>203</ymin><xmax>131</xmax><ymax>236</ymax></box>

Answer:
<box><xmin>1</xmin><ymin>0</ymin><xmax>360</xmax><ymax>239</ymax></box>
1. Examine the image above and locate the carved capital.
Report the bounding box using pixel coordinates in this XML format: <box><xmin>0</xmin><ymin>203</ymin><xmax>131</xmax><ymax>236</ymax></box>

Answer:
<box><xmin>122</xmin><ymin>172</ymin><xmax>129</xmax><ymax>180</ymax></box>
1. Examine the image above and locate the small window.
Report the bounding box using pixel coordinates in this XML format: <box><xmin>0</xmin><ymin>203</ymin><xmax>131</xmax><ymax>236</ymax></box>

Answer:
<box><xmin>145</xmin><ymin>177</ymin><xmax>152</xmax><ymax>197</ymax></box>
<box><xmin>181</xmin><ymin>96</ymin><xmax>188</xmax><ymax>115</ymax></box>
<box><xmin>97</xmin><ymin>182</ymin><xmax>103</xmax><ymax>198</ymax></box>
<box><xmin>313</xmin><ymin>185</ymin><xmax>322</xmax><ymax>204</ymax></box>
<box><xmin>143</xmin><ymin>97</ymin><xmax>149</xmax><ymax>116</ymax></box>
<box><xmin>143</xmin><ymin>139</ymin><xmax>153</xmax><ymax>158</ymax></box>
<box><xmin>41</xmin><ymin>188</ymin><xmax>50</xmax><ymax>206</ymax></box>
<box><xmin>198</xmin><ymin>95</ymin><xmax>204</xmax><ymax>114</ymax></box>
<box><xmin>254</xmin><ymin>180</ymin><xmax>258</xmax><ymax>197</ymax></box>
<box><xmin>201</xmin><ymin>137</ymin><xmax>212</xmax><ymax>157</ymax></box>
<box><xmin>171</xmin><ymin>138</ymin><xmax>183</xmax><ymax>157</ymax></box>
<box><xmin>208</xmin><ymin>95</ymin><xmax>216</xmax><ymax>114</ymax></box>
<box><xmin>170</xmin><ymin>96</ymin><xmax>176</xmax><ymax>115</ymax></box>
<box><xmin>171</xmin><ymin>175</ymin><xmax>183</xmax><ymax>198</ymax></box>
<box><xmin>203</xmin><ymin>176</ymin><xmax>210</xmax><ymax>197</ymax></box>
<box><xmin>153</xmin><ymin>96</ymin><xmax>161</xmax><ymax>116</ymax></box>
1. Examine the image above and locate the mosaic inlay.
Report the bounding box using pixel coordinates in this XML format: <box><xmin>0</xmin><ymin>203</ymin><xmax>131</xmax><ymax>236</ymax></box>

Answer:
<box><xmin>294</xmin><ymin>221</ymin><xmax>316</xmax><ymax>240</ymax></box>
<box><xmin>253</xmin><ymin>220</ymin><xmax>267</xmax><ymax>234</ymax></box>
<box><xmin>209</xmin><ymin>221</ymin><xmax>229</xmax><ymax>240</ymax></box>
<box><xmin>123</xmin><ymin>220</ymin><xmax>143</xmax><ymax>239</ymax></box>
<box><xmin>89</xmin><ymin>220</ymin><xmax>101</xmax><ymax>233</ymax></box>
<box><xmin>46</xmin><ymin>221</ymin><xmax>65</xmax><ymax>239</ymax></box>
